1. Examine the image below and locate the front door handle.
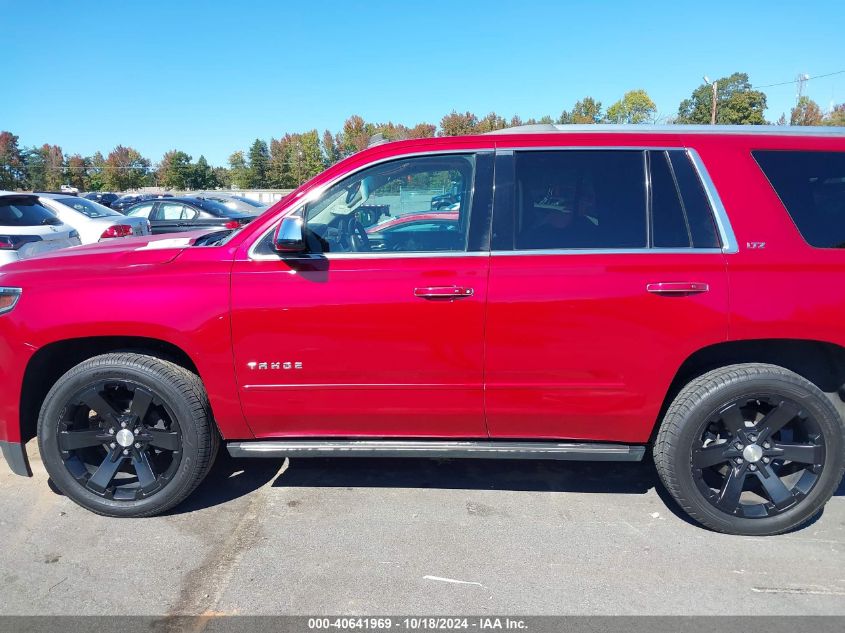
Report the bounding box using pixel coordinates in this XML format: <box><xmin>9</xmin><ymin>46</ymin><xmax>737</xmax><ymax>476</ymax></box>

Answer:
<box><xmin>414</xmin><ymin>286</ymin><xmax>474</xmax><ymax>299</ymax></box>
<box><xmin>646</xmin><ymin>282</ymin><xmax>709</xmax><ymax>295</ymax></box>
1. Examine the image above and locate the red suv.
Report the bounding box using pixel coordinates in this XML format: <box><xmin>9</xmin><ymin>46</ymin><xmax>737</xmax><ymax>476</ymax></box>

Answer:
<box><xmin>1</xmin><ymin>125</ymin><xmax>844</xmax><ymax>535</ymax></box>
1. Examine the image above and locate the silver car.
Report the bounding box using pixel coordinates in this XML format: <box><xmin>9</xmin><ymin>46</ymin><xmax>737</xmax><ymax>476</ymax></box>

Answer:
<box><xmin>38</xmin><ymin>194</ymin><xmax>151</xmax><ymax>244</ymax></box>
<box><xmin>0</xmin><ymin>191</ymin><xmax>81</xmax><ymax>267</ymax></box>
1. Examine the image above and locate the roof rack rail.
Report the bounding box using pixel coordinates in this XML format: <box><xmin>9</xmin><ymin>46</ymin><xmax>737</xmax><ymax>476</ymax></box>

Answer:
<box><xmin>484</xmin><ymin>123</ymin><xmax>845</xmax><ymax>136</ymax></box>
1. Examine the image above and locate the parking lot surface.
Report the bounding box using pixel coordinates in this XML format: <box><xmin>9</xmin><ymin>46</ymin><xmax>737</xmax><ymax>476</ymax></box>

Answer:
<box><xmin>1</xmin><ymin>440</ymin><xmax>843</xmax><ymax>616</ymax></box>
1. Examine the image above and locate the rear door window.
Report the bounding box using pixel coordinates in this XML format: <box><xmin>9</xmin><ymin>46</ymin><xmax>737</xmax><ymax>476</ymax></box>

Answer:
<box><xmin>513</xmin><ymin>150</ymin><xmax>647</xmax><ymax>250</ymax></box>
<box><xmin>753</xmin><ymin>150</ymin><xmax>845</xmax><ymax>248</ymax></box>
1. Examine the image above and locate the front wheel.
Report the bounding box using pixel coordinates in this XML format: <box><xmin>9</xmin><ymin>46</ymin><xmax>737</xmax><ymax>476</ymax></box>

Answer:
<box><xmin>38</xmin><ymin>353</ymin><xmax>218</xmax><ymax>517</ymax></box>
<box><xmin>654</xmin><ymin>363</ymin><xmax>845</xmax><ymax>535</ymax></box>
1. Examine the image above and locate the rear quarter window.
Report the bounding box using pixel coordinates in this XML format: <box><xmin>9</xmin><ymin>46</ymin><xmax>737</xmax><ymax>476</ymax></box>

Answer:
<box><xmin>753</xmin><ymin>150</ymin><xmax>845</xmax><ymax>249</ymax></box>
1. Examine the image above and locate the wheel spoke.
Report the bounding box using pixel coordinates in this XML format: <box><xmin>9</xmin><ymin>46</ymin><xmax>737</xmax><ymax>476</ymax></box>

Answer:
<box><xmin>86</xmin><ymin>449</ymin><xmax>124</xmax><ymax>493</ymax></box>
<box><xmin>79</xmin><ymin>387</ymin><xmax>120</xmax><ymax>422</ymax></box>
<box><xmin>59</xmin><ymin>429</ymin><xmax>108</xmax><ymax>451</ymax></box>
<box><xmin>146</xmin><ymin>429</ymin><xmax>180</xmax><ymax>451</ymax></box>
<box><xmin>693</xmin><ymin>444</ymin><xmax>731</xmax><ymax>468</ymax></box>
<box><xmin>131</xmin><ymin>450</ymin><xmax>157</xmax><ymax>490</ymax></box>
<box><xmin>129</xmin><ymin>387</ymin><xmax>154</xmax><ymax>422</ymax></box>
<box><xmin>757</xmin><ymin>401</ymin><xmax>800</xmax><ymax>441</ymax></box>
<box><xmin>716</xmin><ymin>466</ymin><xmax>747</xmax><ymax>511</ymax></box>
<box><xmin>720</xmin><ymin>404</ymin><xmax>747</xmax><ymax>436</ymax></box>
<box><xmin>772</xmin><ymin>442</ymin><xmax>822</xmax><ymax>464</ymax></box>
<box><xmin>755</xmin><ymin>466</ymin><xmax>795</xmax><ymax>508</ymax></box>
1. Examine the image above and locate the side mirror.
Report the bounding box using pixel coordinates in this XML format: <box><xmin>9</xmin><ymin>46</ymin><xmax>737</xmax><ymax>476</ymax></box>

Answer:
<box><xmin>273</xmin><ymin>216</ymin><xmax>306</xmax><ymax>253</ymax></box>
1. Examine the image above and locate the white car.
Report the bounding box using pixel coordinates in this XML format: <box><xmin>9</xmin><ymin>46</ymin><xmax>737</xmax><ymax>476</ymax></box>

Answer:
<box><xmin>60</xmin><ymin>184</ymin><xmax>79</xmax><ymax>194</ymax></box>
<box><xmin>0</xmin><ymin>191</ymin><xmax>81</xmax><ymax>266</ymax></box>
<box><xmin>38</xmin><ymin>193</ymin><xmax>151</xmax><ymax>244</ymax></box>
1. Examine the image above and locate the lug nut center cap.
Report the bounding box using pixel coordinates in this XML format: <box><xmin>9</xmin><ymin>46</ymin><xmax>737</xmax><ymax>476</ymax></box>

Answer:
<box><xmin>743</xmin><ymin>444</ymin><xmax>763</xmax><ymax>463</ymax></box>
<box><xmin>115</xmin><ymin>429</ymin><xmax>135</xmax><ymax>448</ymax></box>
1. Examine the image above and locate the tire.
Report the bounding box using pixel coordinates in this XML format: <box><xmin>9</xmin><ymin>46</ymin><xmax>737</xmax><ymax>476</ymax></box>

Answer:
<box><xmin>654</xmin><ymin>363</ymin><xmax>845</xmax><ymax>535</ymax></box>
<box><xmin>37</xmin><ymin>353</ymin><xmax>218</xmax><ymax>518</ymax></box>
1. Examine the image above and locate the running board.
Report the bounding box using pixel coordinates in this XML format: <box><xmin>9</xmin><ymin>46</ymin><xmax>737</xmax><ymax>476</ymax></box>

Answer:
<box><xmin>226</xmin><ymin>440</ymin><xmax>645</xmax><ymax>462</ymax></box>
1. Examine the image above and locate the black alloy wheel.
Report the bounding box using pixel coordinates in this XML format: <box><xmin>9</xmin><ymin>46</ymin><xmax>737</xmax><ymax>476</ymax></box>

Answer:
<box><xmin>38</xmin><ymin>353</ymin><xmax>217</xmax><ymax>517</ymax></box>
<box><xmin>57</xmin><ymin>380</ymin><xmax>183</xmax><ymax>500</ymax></box>
<box><xmin>655</xmin><ymin>363</ymin><xmax>845</xmax><ymax>535</ymax></box>
<box><xmin>691</xmin><ymin>395</ymin><xmax>825</xmax><ymax>518</ymax></box>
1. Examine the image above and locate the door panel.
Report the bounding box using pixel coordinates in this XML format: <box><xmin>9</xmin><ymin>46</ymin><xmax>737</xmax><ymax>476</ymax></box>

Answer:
<box><xmin>231</xmin><ymin>255</ymin><xmax>489</xmax><ymax>437</ymax></box>
<box><xmin>230</xmin><ymin>151</ymin><xmax>494</xmax><ymax>438</ymax></box>
<box><xmin>483</xmin><ymin>148</ymin><xmax>729</xmax><ymax>443</ymax></box>
<box><xmin>484</xmin><ymin>252</ymin><xmax>727</xmax><ymax>443</ymax></box>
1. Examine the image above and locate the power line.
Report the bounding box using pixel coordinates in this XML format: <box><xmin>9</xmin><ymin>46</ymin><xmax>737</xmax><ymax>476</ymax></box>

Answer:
<box><xmin>756</xmin><ymin>70</ymin><xmax>845</xmax><ymax>89</ymax></box>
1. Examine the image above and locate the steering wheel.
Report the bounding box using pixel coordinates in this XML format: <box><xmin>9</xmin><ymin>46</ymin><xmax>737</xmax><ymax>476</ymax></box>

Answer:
<box><xmin>338</xmin><ymin>215</ymin><xmax>371</xmax><ymax>252</ymax></box>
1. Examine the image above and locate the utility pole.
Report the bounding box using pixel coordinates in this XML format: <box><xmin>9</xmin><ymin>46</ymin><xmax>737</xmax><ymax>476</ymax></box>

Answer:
<box><xmin>704</xmin><ymin>76</ymin><xmax>718</xmax><ymax>125</ymax></box>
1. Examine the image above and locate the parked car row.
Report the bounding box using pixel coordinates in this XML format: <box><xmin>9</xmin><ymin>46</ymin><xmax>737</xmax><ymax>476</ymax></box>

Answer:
<box><xmin>0</xmin><ymin>189</ymin><xmax>272</xmax><ymax>267</ymax></box>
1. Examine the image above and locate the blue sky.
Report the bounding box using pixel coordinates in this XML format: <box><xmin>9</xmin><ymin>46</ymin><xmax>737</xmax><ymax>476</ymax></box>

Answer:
<box><xmin>3</xmin><ymin>0</ymin><xmax>844</xmax><ymax>166</ymax></box>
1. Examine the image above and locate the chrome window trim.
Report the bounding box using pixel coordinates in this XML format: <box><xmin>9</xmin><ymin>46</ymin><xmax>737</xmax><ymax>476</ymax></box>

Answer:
<box><xmin>246</xmin><ymin>146</ymin><xmax>739</xmax><ymax>260</ymax></box>
<box><xmin>498</xmin><ymin>146</ymin><xmax>738</xmax><ymax>255</ymax></box>
<box><xmin>686</xmin><ymin>148</ymin><xmax>739</xmax><ymax>254</ymax></box>
<box><xmin>247</xmin><ymin>148</ymin><xmax>493</xmax><ymax>262</ymax></box>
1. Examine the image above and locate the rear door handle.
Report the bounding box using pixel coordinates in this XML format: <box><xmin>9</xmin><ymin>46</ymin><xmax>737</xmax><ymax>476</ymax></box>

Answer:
<box><xmin>646</xmin><ymin>282</ymin><xmax>709</xmax><ymax>295</ymax></box>
<box><xmin>414</xmin><ymin>286</ymin><xmax>474</xmax><ymax>299</ymax></box>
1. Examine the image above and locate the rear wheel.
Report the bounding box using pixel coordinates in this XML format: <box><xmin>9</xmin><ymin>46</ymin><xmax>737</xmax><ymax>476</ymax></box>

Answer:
<box><xmin>38</xmin><ymin>353</ymin><xmax>218</xmax><ymax>517</ymax></box>
<box><xmin>655</xmin><ymin>363</ymin><xmax>845</xmax><ymax>535</ymax></box>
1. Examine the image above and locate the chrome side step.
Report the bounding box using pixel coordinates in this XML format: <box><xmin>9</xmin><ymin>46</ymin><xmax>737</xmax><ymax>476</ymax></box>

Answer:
<box><xmin>226</xmin><ymin>440</ymin><xmax>645</xmax><ymax>462</ymax></box>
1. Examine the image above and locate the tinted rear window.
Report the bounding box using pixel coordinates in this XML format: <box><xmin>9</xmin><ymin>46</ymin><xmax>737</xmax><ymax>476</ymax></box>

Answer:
<box><xmin>753</xmin><ymin>150</ymin><xmax>845</xmax><ymax>248</ymax></box>
<box><xmin>513</xmin><ymin>150</ymin><xmax>647</xmax><ymax>249</ymax></box>
<box><xmin>0</xmin><ymin>196</ymin><xmax>63</xmax><ymax>226</ymax></box>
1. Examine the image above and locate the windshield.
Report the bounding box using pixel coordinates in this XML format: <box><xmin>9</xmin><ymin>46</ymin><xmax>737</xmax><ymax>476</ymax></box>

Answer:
<box><xmin>55</xmin><ymin>196</ymin><xmax>119</xmax><ymax>218</ymax></box>
<box><xmin>0</xmin><ymin>196</ymin><xmax>63</xmax><ymax>226</ymax></box>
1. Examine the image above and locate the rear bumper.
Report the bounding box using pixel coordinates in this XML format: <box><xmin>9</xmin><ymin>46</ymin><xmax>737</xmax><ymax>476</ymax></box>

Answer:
<box><xmin>0</xmin><ymin>441</ymin><xmax>31</xmax><ymax>477</ymax></box>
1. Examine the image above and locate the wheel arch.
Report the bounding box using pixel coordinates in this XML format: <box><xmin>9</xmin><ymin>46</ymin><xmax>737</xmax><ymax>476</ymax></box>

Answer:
<box><xmin>651</xmin><ymin>338</ymin><xmax>845</xmax><ymax>443</ymax></box>
<box><xmin>19</xmin><ymin>336</ymin><xmax>205</xmax><ymax>446</ymax></box>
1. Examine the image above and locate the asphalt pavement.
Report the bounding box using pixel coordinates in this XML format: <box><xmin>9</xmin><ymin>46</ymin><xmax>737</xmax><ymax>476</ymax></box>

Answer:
<box><xmin>1</xmin><ymin>440</ymin><xmax>843</xmax><ymax>616</ymax></box>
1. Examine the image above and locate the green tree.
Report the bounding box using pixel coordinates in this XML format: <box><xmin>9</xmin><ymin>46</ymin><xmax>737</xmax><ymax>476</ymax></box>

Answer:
<box><xmin>439</xmin><ymin>111</ymin><xmax>478</xmax><ymax>136</ymax></box>
<box><xmin>191</xmin><ymin>155</ymin><xmax>215</xmax><ymax>189</ymax></box>
<box><xmin>559</xmin><ymin>97</ymin><xmax>603</xmax><ymax>124</ymax></box>
<box><xmin>408</xmin><ymin>122</ymin><xmax>436</xmax><ymax>138</ymax></box>
<box><xmin>339</xmin><ymin>115</ymin><xmax>373</xmax><ymax>156</ymax></box>
<box><xmin>212</xmin><ymin>166</ymin><xmax>231</xmax><ymax>188</ymax></box>
<box><xmin>823</xmin><ymin>104</ymin><xmax>845</xmax><ymax>126</ymax></box>
<box><xmin>322</xmin><ymin>129</ymin><xmax>340</xmax><ymax>165</ymax></box>
<box><xmin>0</xmin><ymin>131</ymin><xmax>26</xmax><ymax>190</ymax></box>
<box><xmin>42</xmin><ymin>144</ymin><xmax>64</xmax><ymax>190</ymax></box>
<box><xmin>606</xmin><ymin>90</ymin><xmax>657</xmax><ymax>124</ymax></box>
<box><xmin>228</xmin><ymin>151</ymin><xmax>250</xmax><ymax>188</ymax></box>
<box><xmin>23</xmin><ymin>147</ymin><xmax>47</xmax><ymax>190</ymax></box>
<box><xmin>87</xmin><ymin>152</ymin><xmax>106</xmax><ymax>191</ymax></box>
<box><xmin>475</xmin><ymin>112</ymin><xmax>508</xmax><ymax>133</ymax></box>
<box><xmin>677</xmin><ymin>73</ymin><xmax>767</xmax><ymax>125</ymax></box>
<box><xmin>66</xmin><ymin>154</ymin><xmax>90</xmax><ymax>190</ymax></box>
<box><xmin>157</xmin><ymin>150</ymin><xmax>193</xmax><ymax>189</ymax></box>
<box><xmin>102</xmin><ymin>145</ymin><xmax>150</xmax><ymax>191</ymax></box>
<box><xmin>247</xmin><ymin>139</ymin><xmax>270</xmax><ymax>188</ymax></box>
<box><xmin>790</xmin><ymin>97</ymin><xmax>823</xmax><ymax>126</ymax></box>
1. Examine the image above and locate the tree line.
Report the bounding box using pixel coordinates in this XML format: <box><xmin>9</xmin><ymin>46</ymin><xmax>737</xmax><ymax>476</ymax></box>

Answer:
<box><xmin>2</xmin><ymin>72</ymin><xmax>843</xmax><ymax>193</ymax></box>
